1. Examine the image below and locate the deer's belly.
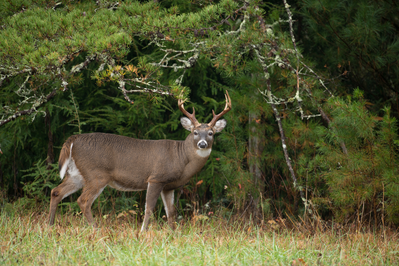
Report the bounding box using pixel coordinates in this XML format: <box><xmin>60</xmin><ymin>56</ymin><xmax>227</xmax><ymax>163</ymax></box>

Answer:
<box><xmin>108</xmin><ymin>180</ymin><xmax>146</xmax><ymax>191</ymax></box>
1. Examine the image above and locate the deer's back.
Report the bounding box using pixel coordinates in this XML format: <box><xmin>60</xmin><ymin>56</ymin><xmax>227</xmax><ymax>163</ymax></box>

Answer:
<box><xmin>60</xmin><ymin>133</ymin><xmax>189</xmax><ymax>189</ymax></box>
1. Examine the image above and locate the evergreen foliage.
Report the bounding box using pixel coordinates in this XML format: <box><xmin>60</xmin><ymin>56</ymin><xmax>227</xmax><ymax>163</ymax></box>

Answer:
<box><xmin>297</xmin><ymin>90</ymin><xmax>399</xmax><ymax>225</ymax></box>
<box><xmin>300</xmin><ymin>0</ymin><xmax>399</xmax><ymax>111</ymax></box>
<box><xmin>1</xmin><ymin>0</ymin><xmax>399</xmax><ymax>228</ymax></box>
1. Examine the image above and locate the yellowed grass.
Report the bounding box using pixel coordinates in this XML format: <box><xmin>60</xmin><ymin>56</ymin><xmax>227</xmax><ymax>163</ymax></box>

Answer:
<box><xmin>0</xmin><ymin>211</ymin><xmax>398</xmax><ymax>265</ymax></box>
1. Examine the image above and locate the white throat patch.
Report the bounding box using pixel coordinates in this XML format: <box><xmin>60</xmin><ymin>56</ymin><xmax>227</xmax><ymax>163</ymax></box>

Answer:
<box><xmin>196</xmin><ymin>148</ymin><xmax>212</xmax><ymax>158</ymax></box>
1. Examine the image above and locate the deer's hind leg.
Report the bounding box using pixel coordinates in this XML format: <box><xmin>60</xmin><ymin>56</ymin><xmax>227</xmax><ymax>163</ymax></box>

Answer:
<box><xmin>76</xmin><ymin>178</ymin><xmax>108</xmax><ymax>228</ymax></box>
<box><xmin>49</xmin><ymin>173</ymin><xmax>83</xmax><ymax>226</ymax></box>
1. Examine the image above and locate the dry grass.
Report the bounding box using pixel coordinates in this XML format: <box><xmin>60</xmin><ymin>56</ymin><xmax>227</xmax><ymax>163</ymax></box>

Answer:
<box><xmin>0</xmin><ymin>210</ymin><xmax>398</xmax><ymax>265</ymax></box>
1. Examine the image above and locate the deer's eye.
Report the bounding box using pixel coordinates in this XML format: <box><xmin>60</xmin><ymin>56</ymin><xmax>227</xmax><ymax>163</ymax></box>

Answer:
<box><xmin>208</xmin><ymin>131</ymin><xmax>213</xmax><ymax>136</ymax></box>
<box><xmin>194</xmin><ymin>131</ymin><xmax>198</xmax><ymax>136</ymax></box>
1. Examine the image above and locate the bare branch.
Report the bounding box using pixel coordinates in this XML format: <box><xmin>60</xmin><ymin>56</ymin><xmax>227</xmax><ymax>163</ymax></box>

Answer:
<box><xmin>0</xmin><ymin>67</ymin><xmax>32</xmax><ymax>87</ymax></box>
<box><xmin>254</xmin><ymin>46</ymin><xmax>304</xmax><ymax>199</ymax></box>
<box><xmin>0</xmin><ymin>87</ymin><xmax>59</xmax><ymax>127</ymax></box>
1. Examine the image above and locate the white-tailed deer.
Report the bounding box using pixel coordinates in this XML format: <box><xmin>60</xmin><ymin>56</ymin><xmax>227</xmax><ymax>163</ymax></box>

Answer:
<box><xmin>49</xmin><ymin>91</ymin><xmax>231</xmax><ymax>231</ymax></box>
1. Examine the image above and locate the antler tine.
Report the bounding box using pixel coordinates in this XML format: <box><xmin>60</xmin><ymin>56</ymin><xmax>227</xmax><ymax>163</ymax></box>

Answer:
<box><xmin>178</xmin><ymin>98</ymin><xmax>200</xmax><ymax>127</ymax></box>
<box><xmin>208</xmin><ymin>90</ymin><xmax>232</xmax><ymax>127</ymax></box>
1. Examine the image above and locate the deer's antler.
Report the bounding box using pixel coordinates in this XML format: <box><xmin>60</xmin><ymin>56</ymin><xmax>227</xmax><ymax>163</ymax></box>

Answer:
<box><xmin>208</xmin><ymin>90</ymin><xmax>232</xmax><ymax>127</ymax></box>
<box><xmin>178</xmin><ymin>98</ymin><xmax>200</xmax><ymax>127</ymax></box>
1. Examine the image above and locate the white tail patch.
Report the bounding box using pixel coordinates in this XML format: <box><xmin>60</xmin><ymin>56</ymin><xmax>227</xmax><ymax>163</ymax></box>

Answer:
<box><xmin>196</xmin><ymin>148</ymin><xmax>212</xmax><ymax>158</ymax></box>
<box><xmin>60</xmin><ymin>143</ymin><xmax>73</xmax><ymax>180</ymax></box>
<box><xmin>61</xmin><ymin>158</ymin><xmax>84</xmax><ymax>199</ymax></box>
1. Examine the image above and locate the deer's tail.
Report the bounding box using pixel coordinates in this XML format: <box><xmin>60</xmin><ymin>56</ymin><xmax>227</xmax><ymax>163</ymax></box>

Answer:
<box><xmin>58</xmin><ymin>135</ymin><xmax>80</xmax><ymax>180</ymax></box>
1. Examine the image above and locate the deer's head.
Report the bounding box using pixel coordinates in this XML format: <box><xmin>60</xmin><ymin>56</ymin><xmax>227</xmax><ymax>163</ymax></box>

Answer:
<box><xmin>179</xmin><ymin>91</ymin><xmax>232</xmax><ymax>153</ymax></box>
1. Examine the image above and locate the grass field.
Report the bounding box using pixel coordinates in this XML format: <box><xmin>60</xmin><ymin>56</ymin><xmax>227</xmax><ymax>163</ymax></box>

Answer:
<box><xmin>1</xmin><ymin>210</ymin><xmax>398</xmax><ymax>265</ymax></box>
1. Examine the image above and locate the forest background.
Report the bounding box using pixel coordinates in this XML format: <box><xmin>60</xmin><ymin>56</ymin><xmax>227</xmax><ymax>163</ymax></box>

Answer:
<box><xmin>1</xmin><ymin>0</ymin><xmax>399</xmax><ymax>230</ymax></box>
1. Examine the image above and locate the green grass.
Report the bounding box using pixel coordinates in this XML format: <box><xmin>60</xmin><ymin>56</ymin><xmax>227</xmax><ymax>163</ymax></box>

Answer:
<box><xmin>0</xmin><ymin>211</ymin><xmax>398</xmax><ymax>265</ymax></box>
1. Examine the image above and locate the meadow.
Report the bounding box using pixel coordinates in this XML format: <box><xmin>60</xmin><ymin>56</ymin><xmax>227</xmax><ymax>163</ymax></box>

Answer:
<box><xmin>1</xmin><ymin>209</ymin><xmax>398</xmax><ymax>265</ymax></box>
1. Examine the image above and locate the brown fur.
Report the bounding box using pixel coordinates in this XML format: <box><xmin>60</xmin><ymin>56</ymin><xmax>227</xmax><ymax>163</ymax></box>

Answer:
<box><xmin>49</xmin><ymin>127</ymin><xmax>224</xmax><ymax>230</ymax></box>
<box><xmin>49</xmin><ymin>92</ymin><xmax>231</xmax><ymax>231</ymax></box>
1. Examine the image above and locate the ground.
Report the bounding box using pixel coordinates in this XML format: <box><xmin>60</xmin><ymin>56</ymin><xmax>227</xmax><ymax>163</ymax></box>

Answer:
<box><xmin>1</xmin><ymin>211</ymin><xmax>398</xmax><ymax>265</ymax></box>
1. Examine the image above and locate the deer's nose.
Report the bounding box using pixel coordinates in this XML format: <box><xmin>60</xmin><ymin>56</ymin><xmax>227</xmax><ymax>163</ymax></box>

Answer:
<box><xmin>197</xmin><ymin>140</ymin><xmax>208</xmax><ymax>149</ymax></box>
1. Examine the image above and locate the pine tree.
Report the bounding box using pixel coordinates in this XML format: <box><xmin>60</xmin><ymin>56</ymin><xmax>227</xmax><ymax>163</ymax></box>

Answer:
<box><xmin>4</xmin><ymin>0</ymin><xmax>393</xmax><ymax>225</ymax></box>
<box><xmin>300</xmin><ymin>0</ymin><xmax>399</xmax><ymax>112</ymax></box>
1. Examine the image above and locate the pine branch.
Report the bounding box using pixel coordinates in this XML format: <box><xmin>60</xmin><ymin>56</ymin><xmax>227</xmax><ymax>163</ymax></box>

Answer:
<box><xmin>0</xmin><ymin>87</ymin><xmax>58</xmax><ymax>127</ymax></box>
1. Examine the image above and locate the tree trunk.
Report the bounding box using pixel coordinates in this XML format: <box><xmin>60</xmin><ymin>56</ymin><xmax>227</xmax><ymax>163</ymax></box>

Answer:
<box><xmin>13</xmin><ymin>137</ymin><xmax>17</xmax><ymax>198</ymax></box>
<box><xmin>0</xmin><ymin>161</ymin><xmax>3</xmax><ymax>189</ymax></box>
<box><xmin>247</xmin><ymin>86</ymin><xmax>265</xmax><ymax>220</ymax></box>
<box><xmin>248</xmin><ymin>111</ymin><xmax>264</xmax><ymax>189</ymax></box>
<box><xmin>45</xmin><ymin>109</ymin><xmax>54</xmax><ymax>168</ymax></box>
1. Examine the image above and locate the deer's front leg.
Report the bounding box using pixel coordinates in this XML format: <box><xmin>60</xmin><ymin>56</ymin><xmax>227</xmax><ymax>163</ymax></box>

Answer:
<box><xmin>161</xmin><ymin>189</ymin><xmax>176</xmax><ymax>230</ymax></box>
<box><xmin>141</xmin><ymin>182</ymin><xmax>164</xmax><ymax>232</ymax></box>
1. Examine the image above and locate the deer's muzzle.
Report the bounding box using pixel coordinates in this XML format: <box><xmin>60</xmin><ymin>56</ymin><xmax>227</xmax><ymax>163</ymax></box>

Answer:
<box><xmin>197</xmin><ymin>140</ymin><xmax>208</xmax><ymax>149</ymax></box>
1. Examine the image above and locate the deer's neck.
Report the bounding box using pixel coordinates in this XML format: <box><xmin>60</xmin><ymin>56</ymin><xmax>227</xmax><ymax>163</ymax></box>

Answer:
<box><xmin>196</xmin><ymin>148</ymin><xmax>212</xmax><ymax>157</ymax></box>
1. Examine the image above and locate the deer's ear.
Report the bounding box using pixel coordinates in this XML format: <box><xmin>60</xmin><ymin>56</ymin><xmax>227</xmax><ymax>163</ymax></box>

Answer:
<box><xmin>213</xmin><ymin>119</ymin><xmax>227</xmax><ymax>133</ymax></box>
<box><xmin>180</xmin><ymin>117</ymin><xmax>193</xmax><ymax>131</ymax></box>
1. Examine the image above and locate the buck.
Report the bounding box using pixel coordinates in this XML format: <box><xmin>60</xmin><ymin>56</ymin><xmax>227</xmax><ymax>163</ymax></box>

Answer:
<box><xmin>48</xmin><ymin>91</ymin><xmax>231</xmax><ymax>231</ymax></box>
